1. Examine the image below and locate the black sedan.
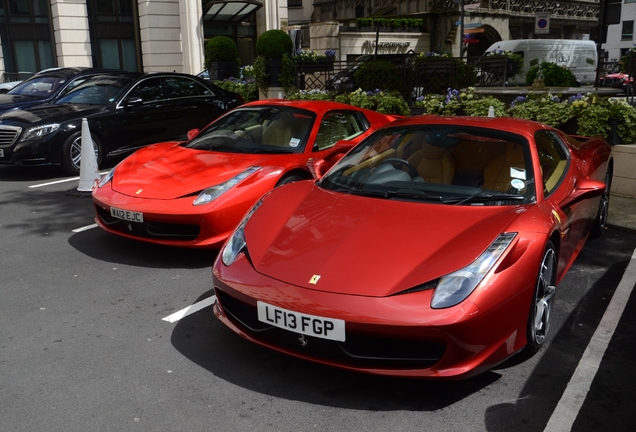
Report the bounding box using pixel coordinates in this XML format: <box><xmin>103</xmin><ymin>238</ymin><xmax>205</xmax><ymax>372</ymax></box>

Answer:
<box><xmin>0</xmin><ymin>72</ymin><xmax>243</xmax><ymax>175</ymax></box>
<box><xmin>0</xmin><ymin>67</ymin><xmax>141</xmax><ymax>114</ymax></box>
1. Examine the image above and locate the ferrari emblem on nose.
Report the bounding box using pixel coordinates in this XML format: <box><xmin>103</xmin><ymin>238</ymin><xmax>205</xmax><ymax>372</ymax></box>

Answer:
<box><xmin>298</xmin><ymin>334</ymin><xmax>308</xmax><ymax>347</ymax></box>
<box><xmin>309</xmin><ymin>275</ymin><xmax>321</xmax><ymax>284</ymax></box>
<box><xmin>136</xmin><ymin>189</ymin><xmax>143</xmax><ymax>195</ymax></box>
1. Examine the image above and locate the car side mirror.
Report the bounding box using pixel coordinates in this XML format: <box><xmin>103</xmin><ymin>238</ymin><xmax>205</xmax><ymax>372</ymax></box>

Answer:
<box><xmin>123</xmin><ymin>96</ymin><xmax>143</xmax><ymax>108</ymax></box>
<box><xmin>560</xmin><ymin>179</ymin><xmax>605</xmax><ymax>208</ymax></box>
<box><xmin>187</xmin><ymin>129</ymin><xmax>200</xmax><ymax>141</ymax></box>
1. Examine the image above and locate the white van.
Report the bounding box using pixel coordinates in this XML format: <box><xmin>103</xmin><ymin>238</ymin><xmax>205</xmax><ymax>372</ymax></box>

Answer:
<box><xmin>485</xmin><ymin>39</ymin><xmax>598</xmax><ymax>86</ymax></box>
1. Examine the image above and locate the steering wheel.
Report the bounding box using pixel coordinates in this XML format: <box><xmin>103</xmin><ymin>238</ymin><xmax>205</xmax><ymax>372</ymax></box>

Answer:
<box><xmin>378</xmin><ymin>158</ymin><xmax>420</xmax><ymax>178</ymax></box>
<box><xmin>237</xmin><ymin>128</ymin><xmax>256</xmax><ymax>142</ymax></box>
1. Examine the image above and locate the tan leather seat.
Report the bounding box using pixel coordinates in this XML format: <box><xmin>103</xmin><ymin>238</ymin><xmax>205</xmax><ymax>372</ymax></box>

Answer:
<box><xmin>483</xmin><ymin>143</ymin><xmax>526</xmax><ymax>192</ymax></box>
<box><xmin>407</xmin><ymin>144</ymin><xmax>455</xmax><ymax>184</ymax></box>
<box><xmin>262</xmin><ymin>112</ymin><xmax>295</xmax><ymax>147</ymax></box>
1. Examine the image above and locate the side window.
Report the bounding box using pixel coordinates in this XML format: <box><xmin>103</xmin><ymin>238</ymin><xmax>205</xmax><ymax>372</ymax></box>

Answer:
<box><xmin>535</xmin><ymin>130</ymin><xmax>569</xmax><ymax>195</ymax></box>
<box><xmin>164</xmin><ymin>76</ymin><xmax>213</xmax><ymax>98</ymax></box>
<box><xmin>127</xmin><ymin>77</ymin><xmax>164</xmax><ymax>102</ymax></box>
<box><xmin>314</xmin><ymin>111</ymin><xmax>368</xmax><ymax>151</ymax></box>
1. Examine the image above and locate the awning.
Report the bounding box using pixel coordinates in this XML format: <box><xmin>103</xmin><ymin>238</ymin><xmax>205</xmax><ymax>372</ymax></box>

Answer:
<box><xmin>203</xmin><ymin>0</ymin><xmax>262</xmax><ymax>22</ymax></box>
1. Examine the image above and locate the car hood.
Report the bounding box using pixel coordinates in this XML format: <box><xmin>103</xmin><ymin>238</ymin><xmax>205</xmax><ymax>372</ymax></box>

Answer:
<box><xmin>245</xmin><ymin>182</ymin><xmax>525</xmax><ymax>297</ymax></box>
<box><xmin>0</xmin><ymin>94</ymin><xmax>46</xmax><ymax>113</ymax></box>
<box><xmin>111</xmin><ymin>144</ymin><xmax>282</xmax><ymax>199</ymax></box>
<box><xmin>0</xmin><ymin>103</ymin><xmax>107</xmax><ymax>126</ymax></box>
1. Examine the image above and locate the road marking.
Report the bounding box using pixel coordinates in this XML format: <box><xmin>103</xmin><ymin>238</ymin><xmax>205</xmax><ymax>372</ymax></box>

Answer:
<box><xmin>72</xmin><ymin>223</ymin><xmax>98</xmax><ymax>233</ymax></box>
<box><xmin>29</xmin><ymin>172</ymin><xmax>108</xmax><ymax>188</ymax></box>
<box><xmin>544</xmin><ymin>246</ymin><xmax>636</xmax><ymax>432</ymax></box>
<box><xmin>162</xmin><ymin>296</ymin><xmax>217</xmax><ymax>323</ymax></box>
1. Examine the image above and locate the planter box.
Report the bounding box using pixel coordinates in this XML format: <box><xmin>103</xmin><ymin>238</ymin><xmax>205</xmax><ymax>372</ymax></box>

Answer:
<box><xmin>208</xmin><ymin>61</ymin><xmax>237</xmax><ymax>81</ymax></box>
<box><xmin>298</xmin><ymin>59</ymin><xmax>334</xmax><ymax>73</ymax></box>
<box><xmin>612</xmin><ymin>144</ymin><xmax>636</xmax><ymax>198</ymax></box>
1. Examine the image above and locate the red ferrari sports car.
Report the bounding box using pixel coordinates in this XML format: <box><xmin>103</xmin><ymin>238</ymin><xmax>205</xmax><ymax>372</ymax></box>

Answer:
<box><xmin>212</xmin><ymin>115</ymin><xmax>613</xmax><ymax>379</ymax></box>
<box><xmin>92</xmin><ymin>100</ymin><xmax>398</xmax><ymax>248</ymax></box>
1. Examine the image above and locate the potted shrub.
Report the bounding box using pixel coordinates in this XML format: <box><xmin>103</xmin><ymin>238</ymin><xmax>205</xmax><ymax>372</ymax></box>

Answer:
<box><xmin>253</xmin><ymin>29</ymin><xmax>296</xmax><ymax>96</ymax></box>
<box><xmin>525</xmin><ymin>62</ymin><xmax>577</xmax><ymax>87</ymax></box>
<box><xmin>205</xmin><ymin>36</ymin><xmax>238</xmax><ymax>81</ymax></box>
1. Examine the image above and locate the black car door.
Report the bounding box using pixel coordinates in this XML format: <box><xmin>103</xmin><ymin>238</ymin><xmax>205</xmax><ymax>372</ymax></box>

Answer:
<box><xmin>98</xmin><ymin>76</ymin><xmax>174</xmax><ymax>156</ymax></box>
<box><xmin>163</xmin><ymin>76</ymin><xmax>230</xmax><ymax>138</ymax></box>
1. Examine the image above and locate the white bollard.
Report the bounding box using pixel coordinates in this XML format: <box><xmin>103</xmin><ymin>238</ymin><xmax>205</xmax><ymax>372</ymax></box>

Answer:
<box><xmin>76</xmin><ymin>118</ymin><xmax>101</xmax><ymax>192</ymax></box>
<box><xmin>488</xmin><ymin>106</ymin><xmax>495</xmax><ymax>117</ymax></box>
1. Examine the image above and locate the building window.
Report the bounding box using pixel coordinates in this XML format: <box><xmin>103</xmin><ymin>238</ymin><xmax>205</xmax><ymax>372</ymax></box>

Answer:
<box><xmin>87</xmin><ymin>0</ymin><xmax>140</xmax><ymax>71</ymax></box>
<box><xmin>0</xmin><ymin>0</ymin><xmax>54</xmax><ymax>73</ymax></box>
<box><xmin>288</xmin><ymin>0</ymin><xmax>303</xmax><ymax>7</ymax></box>
<box><xmin>622</xmin><ymin>20</ymin><xmax>634</xmax><ymax>40</ymax></box>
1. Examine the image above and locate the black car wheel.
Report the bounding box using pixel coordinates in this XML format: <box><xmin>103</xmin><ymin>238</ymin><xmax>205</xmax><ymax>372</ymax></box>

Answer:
<box><xmin>61</xmin><ymin>131</ymin><xmax>103</xmax><ymax>176</ymax></box>
<box><xmin>525</xmin><ymin>241</ymin><xmax>557</xmax><ymax>354</ymax></box>
<box><xmin>275</xmin><ymin>174</ymin><xmax>304</xmax><ymax>187</ymax></box>
<box><xmin>591</xmin><ymin>164</ymin><xmax>612</xmax><ymax>238</ymax></box>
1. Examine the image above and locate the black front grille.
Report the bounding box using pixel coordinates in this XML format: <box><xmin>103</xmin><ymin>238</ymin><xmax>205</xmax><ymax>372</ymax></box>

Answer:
<box><xmin>216</xmin><ymin>288</ymin><xmax>446</xmax><ymax>369</ymax></box>
<box><xmin>96</xmin><ymin>206</ymin><xmax>200</xmax><ymax>241</ymax></box>
<box><xmin>0</xmin><ymin>126</ymin><xmax>21</xmax><ymax>147</ymax></box>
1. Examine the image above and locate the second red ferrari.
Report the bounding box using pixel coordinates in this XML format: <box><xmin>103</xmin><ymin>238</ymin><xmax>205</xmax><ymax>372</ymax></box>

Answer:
<box><xmin>92</xmin><ymin>100</ymin><xmax>398</xmax><ymax>248</ymax></box>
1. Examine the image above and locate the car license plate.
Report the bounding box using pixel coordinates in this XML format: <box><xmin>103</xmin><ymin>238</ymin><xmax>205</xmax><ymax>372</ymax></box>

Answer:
<box><xmin>110</xmin><ymin>207</ymin><xmax>144</xmax><ymax>223</ymax></box>
<box><xmin>257</xmin><ymin>301</ymin><xmax>345</xmax><ymax>342</ymax></box>
<box><xmin>0</xmin><ymin>149</ymin><xmax>4</xmax><ymax>157</ymax></box>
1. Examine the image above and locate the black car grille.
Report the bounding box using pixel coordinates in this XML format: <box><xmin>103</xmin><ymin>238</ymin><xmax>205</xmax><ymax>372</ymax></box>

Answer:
<box><xmin>0</xmin><ymin>126</ymin><xmax>21</xmax><ymax>147</ymax></box>
<box><xmin>216</xmin><ymin>289</ymin><xmax>446</xmax><ymax>369</ymax></box>
<box><xmin>96</xmin><ymin>206</ymin><xmax>200</xmax><ymax>241</ymax></box>
<box><xmin>601</xmin><ymin>77</ymin><xmax>619</xmax><ymax>86</ymax></box>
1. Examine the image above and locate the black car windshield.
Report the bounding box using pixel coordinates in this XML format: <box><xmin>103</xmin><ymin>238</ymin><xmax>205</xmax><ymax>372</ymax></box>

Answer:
<box><xmin>8</xmin><ymin>75</ymin><xmax>72</xmax><ymax>98</ymax></box>
<box><xmin>318</xmin><ymin>125</ymin><xmax>536</xmax><ymax>205</ymax></box>
<box><xmin>184</xmin><ymin>106</ymin><xmax>316</xmax><ymax>154</ymax></box>
<box><xmin>54</xmin><ymin>76</ymin><xmax>135</xmax><ymax>105</ymax></box>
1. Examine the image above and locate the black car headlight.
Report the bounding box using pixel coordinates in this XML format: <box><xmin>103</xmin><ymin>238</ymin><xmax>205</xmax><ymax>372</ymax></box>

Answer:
<box><xmin>20</xmin><ymin>124</ymin><xmax>60</xmax><ymax>142</ymax></box>
<box><xmin>221</xmin><ymin>198</ymin><xmax>264</xmax><ymax>266</ymax></box>
<box><xmin>431</xmin><ymin>233</ymin><xmax>517</xmax><ymax>309</ymax></box>
<box><xmin>193</xmin><ymin>166</ymin><xmax>261</xmax><ymax>206</ymax></box>
<box><xmin>97</xmin><ymin>166</ymin><xmax>116</xmax><ymax>188</ymax></box>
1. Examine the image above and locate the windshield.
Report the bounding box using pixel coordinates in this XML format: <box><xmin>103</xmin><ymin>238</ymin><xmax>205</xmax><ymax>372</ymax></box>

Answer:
<box><xmin>318</xmin><ymin>125</ymin><xmax>535</xmax><ymax>206</ymax></box>
<box><xmin>54</xmin><ymin>76</ymin><xmax>135</xmax><ymax>105</ymax></box>
<box><xmin>184</xmin><ymin>106</ymin><xmax>316</xmax><ymax>154</ymax></box>
<box><xmin>8</xmin><ymin>75</ymin><xmax>74</xmax><ymax>98</ymax></box>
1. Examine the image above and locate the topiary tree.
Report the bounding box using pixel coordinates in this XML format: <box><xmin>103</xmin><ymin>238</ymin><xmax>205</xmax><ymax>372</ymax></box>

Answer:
<box><xmin>255</xmin><ymin>29</ymin><xmax>294</xmax><ymax>60</ymax></box>
<box><xmin>254</xmin><ymin>30</ymin><xmax>296</xmax><ymax>97</ymax></box>
<box><xmin>205</xmin><ymin>36</ymin><xmax>238</xmax><ymax>80</ymax></box>
<box><xmin>205</xmin><ymin>36</ymin><xmax>238</xmax><ymax>63</ymax></box>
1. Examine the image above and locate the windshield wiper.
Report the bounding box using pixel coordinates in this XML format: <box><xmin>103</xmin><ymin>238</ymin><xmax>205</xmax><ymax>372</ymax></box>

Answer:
<box><xmin>445</xmin><ymin>193</ymin><xmax>525</xmax><ymax>205</ymax></box>
<box><xmin>349</xmin><ymin>188</ymin><xmax>442</xmax><ymax>202</ymax></box>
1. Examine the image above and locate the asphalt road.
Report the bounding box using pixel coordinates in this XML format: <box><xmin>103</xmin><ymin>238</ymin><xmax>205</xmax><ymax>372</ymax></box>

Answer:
<box><xmin>1</xmin><ymin>165</ymin><xmax>635</xmax><ymax>432</ymax></box>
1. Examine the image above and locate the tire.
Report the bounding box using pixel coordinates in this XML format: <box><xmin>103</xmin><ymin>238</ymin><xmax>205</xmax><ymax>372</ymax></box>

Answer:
<box><xmin>591</xmin><ymin>165</ymin><xmax>612</xmax><ymax>238</ymax></box>
<box><xmin>275</xmin><ymin>174</ymin><xmax>304</xmax><ymax>187</ymax></box>
<box><xmin>525</xmin><ymin>241</ymin><xmax>557</xmax><ymax>354</ymax></box>
<box><xmin>60</xmin><ymin>131</ymin><xmax>103</xmax><ymax>176</ymax></box>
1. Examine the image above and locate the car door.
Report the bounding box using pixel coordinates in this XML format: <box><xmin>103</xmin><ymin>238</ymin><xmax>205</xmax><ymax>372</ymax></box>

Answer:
<box><xmin>99</xmin><ymin>76</ymin><xmax>174</xmax><ymax>155</ymax></box>
<box><xmin>163</xmin><ymin>76</ymin><xmax>229</xmax><ymax>139</ymax></box>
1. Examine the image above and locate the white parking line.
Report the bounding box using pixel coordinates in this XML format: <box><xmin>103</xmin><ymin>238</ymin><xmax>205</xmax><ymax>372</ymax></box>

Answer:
<box><xmin>29</xmin><ymin>177</ymin><xmax>79</xmax><ymax>188</ymax></box>
<box><xmin>544</xmin><ymin>246</ymin><xmax>636</xmax><ymax>432</ymax></box>
<box><xmin>72</xmin><ymin>223</ymin><xmax>98</xmax><ymax>233</ymax></box>
<box><xmin>29</xmin><ymin>172</ymin><xmax>108</xmax><ymax>188</ymax></box>
<box><xmin>162</xmin><ymin>296</ymin><xmax>217</xmax><ymax>323</ymax></box>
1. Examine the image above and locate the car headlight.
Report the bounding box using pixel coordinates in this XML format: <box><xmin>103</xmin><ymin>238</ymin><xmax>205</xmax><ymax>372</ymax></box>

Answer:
<box><xmin>431</xmin><ymin>233</ymin><xmax>517</xmax><ymax>309</ymax></box>
<box><xmin>193</xmin><ymin>166</ymin><xmax>261</xmax><ymax>206</ymax></box>
<box><xmin>221</xmin><ymin>198</ymin><xmax>264</xmax><ymax>266</ymax></box>
<box><xmin>97</xmin><ymin>166</ymin><xmax>115</xmax><ymax>188</ymax></box>
<box><xmin>20</xmin><ymin>124</ymin><xmax>60</xmax><ymax>142</ymax></box>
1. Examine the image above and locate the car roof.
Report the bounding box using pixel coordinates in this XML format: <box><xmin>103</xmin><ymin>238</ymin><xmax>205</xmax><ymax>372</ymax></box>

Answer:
<box><xmin>30</xmin><ymin>67</ymin><xmax>141</xmax><ymax>79</ymax></box>
<box><xmin>238</xmin><ymin>99</ymin><xmax>371</xmax><ymax>113</ymax></box>
<box><xmin>384</xmin><ymin>114</ymin><xmax>550</xmax><ymax>136</ymax></box>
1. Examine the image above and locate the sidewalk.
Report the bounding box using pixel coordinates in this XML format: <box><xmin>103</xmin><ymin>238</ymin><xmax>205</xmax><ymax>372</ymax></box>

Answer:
<box><xmin>608</xmin><ymin>194</ymin><xmax>636</xmax><ymax>233</ymax></box>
